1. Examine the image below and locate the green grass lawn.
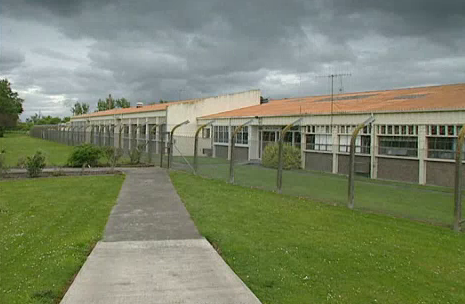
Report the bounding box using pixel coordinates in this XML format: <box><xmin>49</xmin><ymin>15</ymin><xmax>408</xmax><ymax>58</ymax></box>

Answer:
<box><xmin>189</xmin><ymin>163</ymin><xmax>460</xmax><ymax>225</ymax></box>
<box><xmin>0</xmin><ymin>175</ymin><xmax>125</xmax><ymax>304</ymax></box>
<box><xmin>171</xmin><ymin>171</ymin><xmax>465</xmax><ymax>304</ymax></box>
<box><xmin>0</xmin><ymin>133</ymin><xmax>73</xmax><ymax>167</ymax></box>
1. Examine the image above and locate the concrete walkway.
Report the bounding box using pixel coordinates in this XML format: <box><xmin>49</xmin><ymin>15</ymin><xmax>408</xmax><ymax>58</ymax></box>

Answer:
<box><xmin>60</xmin><ymin>167</ymin><xmax>261</xmax><ymax>304</ymax></box>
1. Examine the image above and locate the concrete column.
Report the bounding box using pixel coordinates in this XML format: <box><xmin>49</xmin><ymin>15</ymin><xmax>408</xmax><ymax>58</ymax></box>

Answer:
<box><xmin>212</xmin><ymin>125</ymin><xmax>217</xmax><ymax>158</ymax></box>
<box><xmin>227</xmin><ymin>120</ymin><xmax>232</xmax><ymax>160</ymax></box>
<box><xmin>114</xmin><ymin>121</ymin><xmax>120</xmax><ymax>148</ymax></box>
<box><xmin>145</xmin><ymin>118</ymin><xmax>150</xmax><ymax>153</ymax></box>
<box><xmin>332</xmin><ymin>125</ymin><xmax>338</xmax><ymax>174</ymax></box>
<box><xmin>128</xmin><ymin>119</ymin><xmax>133</xmax><ymax>150</ymax></box>
<box><xmin>136</xmin><ymin>118</ymin><xmax>141</xmax><ymax>148</ymax></box>
<box><xmin>249</xmin><ymin>126</ymin><xmax>259</xmax><ymax>160</ymax></box>
<box><xmin>301</xmin><ymin>126</ymin><xmax>306</xmax><ymax>169</ymax></box>
<box><xmin>85</xmin><ymin>124</ymin><xmax>92</xmax><ymax>143</ymax></box>
<box><xmin>371</xmin><ymin>124</ymin><xmax>378</xmax><ymax>179</ymax></box>
<box><xmin>418</xmin><ymin>125</ymin><xmax>427</xmax><ymax>185</ymax></box>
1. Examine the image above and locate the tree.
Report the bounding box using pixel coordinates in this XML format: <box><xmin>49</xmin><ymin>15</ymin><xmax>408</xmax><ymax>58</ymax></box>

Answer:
<box><xmin>71</xmin><ymin>102</ymin><xmax>90</xmax><ymax>116</ymax></box>
<box><xmin>97</xmin><ymin>94</ymin><xmax>131</xmax><ymax>111</ymax></box>
<box><xmin>0</xmin><ymin>79</ymin><xmax>24</xmax><ymax>137</ymax></box>
<box><xmin>115</xmin><ymin>97</ymin><xmax>130</xmax><ymax>108</ymax></box>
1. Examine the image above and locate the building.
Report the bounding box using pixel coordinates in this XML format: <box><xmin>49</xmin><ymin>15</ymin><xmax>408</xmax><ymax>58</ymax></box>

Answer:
<box><xmin>70</xmin><ymin>83</ymin><xmax>465</xmax><ymax>187</ymax></box>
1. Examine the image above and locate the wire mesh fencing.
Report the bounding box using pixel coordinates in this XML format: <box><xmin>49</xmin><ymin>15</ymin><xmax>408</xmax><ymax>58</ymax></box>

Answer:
<box><xmin>29</xmin><ymin>125</ymin><xmax>463</xmax><ymax>229</ymax></box>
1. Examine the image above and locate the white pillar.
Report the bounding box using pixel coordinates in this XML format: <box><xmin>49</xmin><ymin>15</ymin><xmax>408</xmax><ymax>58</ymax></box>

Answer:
<box><xmin>145</xmin><ymin>118</ymin><xmax>150</xmax><ymax>153</ymax></box>
<box><xmin>418</xmin><ymin>125</ymin><xmax>427</xmax><ymax>185</ymax></box>
<box><xmin>301</xmin><ymin>126</ymin><xmax>306</xmax><ymax>169</ymax></box>
<box><xmin>228</xmin><ymin>120</ymin><xmax>232</xmax><ymax>160</ymax></box>
<box><xmin>371</xmin><ymin>124</ymin><xmax>378</xmax><ymax>179</ymax></box>
<box><xmin>128</xmin><ymin>119</ymin><xmax>133</xmax><ymax>150</ymax></box>
<box><xmin>249</xmin><ymin>125</ymin><xmax>259</xmax><ymax>160</ymax></box>
<box><xmin>332</xmin><ymin>125</ymin><xmax>338</xmax><ymax>174</ymax></box>
<box><xmin>136</xmin><ymin>118</ymin><xmax>141</xmax><ymax>149</ymax></box>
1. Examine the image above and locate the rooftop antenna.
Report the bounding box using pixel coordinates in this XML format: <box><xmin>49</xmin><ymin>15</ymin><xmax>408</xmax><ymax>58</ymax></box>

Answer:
<box><xmin>317</xmin><ymin>73</ymin><xmax>351</xmax><ymax>130</ymax></box>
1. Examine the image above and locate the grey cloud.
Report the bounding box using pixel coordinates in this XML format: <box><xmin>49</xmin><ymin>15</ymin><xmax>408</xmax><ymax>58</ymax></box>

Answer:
<box><xmin>33</xmin><ymin>47</ymin><xmax>85</xmax><ymax>63</ymax></box>
<box><xmin>2</xmin><ymin>0</ymin><xmax>465</xmax><ymax>118</ymax></box>
<box><xmin>0</xmin><ymin>47</ymin><xmax>26</xmax><ymax>73</ymax></box>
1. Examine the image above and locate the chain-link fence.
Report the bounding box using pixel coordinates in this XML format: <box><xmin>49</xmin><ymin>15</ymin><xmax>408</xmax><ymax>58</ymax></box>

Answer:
<box><xmin>30</xmin><ymin>124</ymin><xmax>463</xmax><ymax>229</ymax></box>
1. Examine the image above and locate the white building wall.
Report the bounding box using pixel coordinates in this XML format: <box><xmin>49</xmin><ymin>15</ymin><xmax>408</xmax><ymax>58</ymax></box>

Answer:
<box><xmin>166</xmin><ymin>90</ymin><xmax>260</xmax><ymax>156</ymax></box>
<box><xmin>166</xmin><ymin>90</ymin><xmax>260</xmax><ymax>135</ymax></box>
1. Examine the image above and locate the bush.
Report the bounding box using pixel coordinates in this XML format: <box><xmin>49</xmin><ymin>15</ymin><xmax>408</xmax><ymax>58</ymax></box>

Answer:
<box><xmin>68</xmin><ymin>144</ymin><xmax>102</xmax><ymax>167</ymax></box>
<box><xmin>129</xmin><ymin>143</ymin><xmax>146</xmax><ymax>165</ymax></box>
<box><xmin>102</xmin><ymin>146</ymin><xmax>123</xmax><ymax>169</ymax></box>
<box><xmin>26</xmin><ymin>151</ymin><xmax>46</xmax><ymax>178</ymax></box>
<box><xmin>16</xmin><ymin>156</ymin><xmax>26</xmax><ymax>168</ymax></box>
<box><xmin>262</xmin><ymin>143</ymin><xmax>301</xmax><ymax>170</ymax></box>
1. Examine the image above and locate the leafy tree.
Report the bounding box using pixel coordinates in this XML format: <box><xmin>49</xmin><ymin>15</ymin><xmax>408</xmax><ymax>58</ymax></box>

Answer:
<box><xmin>26</xmin><ymin>114</ymin><xmax>71</xmax><ymax>125</ymax></box>
<box><xmin>97</xmin><ymin>94</ymin><xmax>131</xmax><ymax>111</ymax></box>
<box><xmin>71</xmin><ymin>102</ymin><xmax>90</xmax><ymax>116</ymax></box>
<box><xmin>0</xmin><ymin>79</ymin><xmax>24</xmax><ymax>137</ymax></box>
<box><xmin>115</xmin><ymin>97</ymin><xmax>130</xmax><ymax>108</ymax></box>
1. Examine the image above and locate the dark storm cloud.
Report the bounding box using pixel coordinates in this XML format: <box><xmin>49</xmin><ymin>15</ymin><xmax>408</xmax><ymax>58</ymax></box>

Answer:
<box><xmin>1</xmin><ymin>0</ymin><xmax>465</xmax><ymax>118</ymax></box>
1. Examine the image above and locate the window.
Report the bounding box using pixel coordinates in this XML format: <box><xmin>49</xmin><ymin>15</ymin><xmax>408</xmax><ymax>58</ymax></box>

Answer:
<box><xmin>379</xmin><ymin>136</ymin><xmax>418</xmax><ymax>157</ymax></box>
<box><xmin>262</xmin><ymin>131</ymin><xmax>276</xmax><ymax>142</ymax></box>
<box><xmin>379</xmin><ymin>125</ymin><xmax>417</xmax><ymax>136</ymax></box>
<box><xmin>234</xmin><ymin>126</ymin><xmax>248</xmax><ymax>145</ymax></box>
<box><xmin>339</xmin><ymin>135</ymin><xmax>371</xmax><ymax>154</ymax></box>
<box><xmin>306</xmin><ymin>134</ymin><xmax>332</xmax><ymax>151</ymax></box>
<box><xmin>306</xmin><ymin>125</ymin><xmax>332</xmax><ymax>151</ymax></box>
<box><xmin>428</xmin><ymin>137</ymin><xmax>456</xmax><ymax>159</ymax></box>
<box><xmin>426</xmin><ymin>125</ymin><xmax>464</xmax><ymax>160</ymax></box>
<box><xmin>213</xmin><ymin>126</ymin><xmax>229</xmax><ymax>144</ymax></box>
<box><xmin>202</xmin><ymin>127</ymin><xmax>211</xmax><ymax>139</ymax></box>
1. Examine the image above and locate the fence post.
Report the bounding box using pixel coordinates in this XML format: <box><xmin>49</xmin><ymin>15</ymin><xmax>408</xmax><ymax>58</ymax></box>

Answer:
<box><xmin>167</xmin><ymin>120</ymin><xmax>189</xmax><ymax>169</ymax></box>
<box><xmin>454</xmin><ymin>124</ymin><xmax>465</xmax><ymax>232</ymax></box>
<box><xmin>194</xmin><ymin>121</ymin><xmax>214</xmax><ymax>175</ymax></box>
<box><xmin>229</xmin><ymin>119</ymin><xmax>253</xmax><ymax>184</ymax></box>
<box><xmin>276</xmin><ymin>118</ymin><xmax>302</xmax><ymax>194</ymax></box>
<box><xmin>348</xmin><ymin>116</ymin><xmax>375</xmax><ymax>209</ymax></box>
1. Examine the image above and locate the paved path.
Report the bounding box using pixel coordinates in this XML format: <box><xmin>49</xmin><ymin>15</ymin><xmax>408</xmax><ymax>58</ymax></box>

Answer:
<box><xmin>60</xmin><ymin>168</ymin><xmax>261</xmax><ymax>304</ymax></box>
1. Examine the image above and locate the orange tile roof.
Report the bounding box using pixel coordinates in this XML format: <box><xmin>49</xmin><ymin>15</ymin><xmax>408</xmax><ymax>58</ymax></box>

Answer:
<box><xmin>73</xmin><ymin>99</ymin><xmax>200</xmax><ymax>119</ymax></box>
<box><xmin>202</xmin><ymin>83</ymin><xmax>465</xmax><ymax>119</ymax></box>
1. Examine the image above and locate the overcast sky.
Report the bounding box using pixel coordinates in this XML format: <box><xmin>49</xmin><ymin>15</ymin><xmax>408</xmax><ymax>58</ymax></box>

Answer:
<box><xmin>1</xmin><ymin>0</ymin><xmax>464</xmax><ymax>119</ymax></box>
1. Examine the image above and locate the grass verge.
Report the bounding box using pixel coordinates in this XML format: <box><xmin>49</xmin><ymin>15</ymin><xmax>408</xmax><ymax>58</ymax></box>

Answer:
<box><xmin>0</xmin><ymin>133</ymin><xmax>73</xmax><ymax>167</ymax></box>
<box><xmin>187</xmin><ymin>163</ymin><xmax>460</xmax><ymax>225</ymax></box>
<box><xmin>171</xmin><ymin>170</ymin><xmax>465</xmax><ymax>304</ymax></box>
<box><xmin>0</xmin><ymin>175</ymin><xmax>125</xmax><ymax>303</ymax></box>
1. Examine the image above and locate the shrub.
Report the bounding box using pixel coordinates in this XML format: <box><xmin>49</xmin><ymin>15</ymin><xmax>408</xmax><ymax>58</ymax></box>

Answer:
<box><xmin>262</xmin><ymin>143</ymin><xmax>301</xmax><ymax>170</ymax></box>
<box><xmin>16</xmin><ymin>156</ymin><xmax>26</xmax><ymax>168</ymax></box>
<box><xmin>26</xmin><ymin>151</ymin><xmax>46</xmax><ymax>178</ymax></box>
<box><xmin>102</xmin><ymin>146</ymin><xmax>123</xmax><ymax>169</ymax></box>
<box><xmin>68</xmin><ymin>144</ymin><xmax>102</xmax><ymax>167</ymax></box>
<box><xmin>129</xmin><ymin>143</ymin><xmax>146</xmax><ymax>165</ymax></box>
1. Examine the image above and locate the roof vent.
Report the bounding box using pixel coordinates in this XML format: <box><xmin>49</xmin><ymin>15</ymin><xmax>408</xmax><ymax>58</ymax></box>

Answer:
<box><xmin>136</xmin><ymin>102</ymin><xmax>144</xmax><ymax>108</ymax></box>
